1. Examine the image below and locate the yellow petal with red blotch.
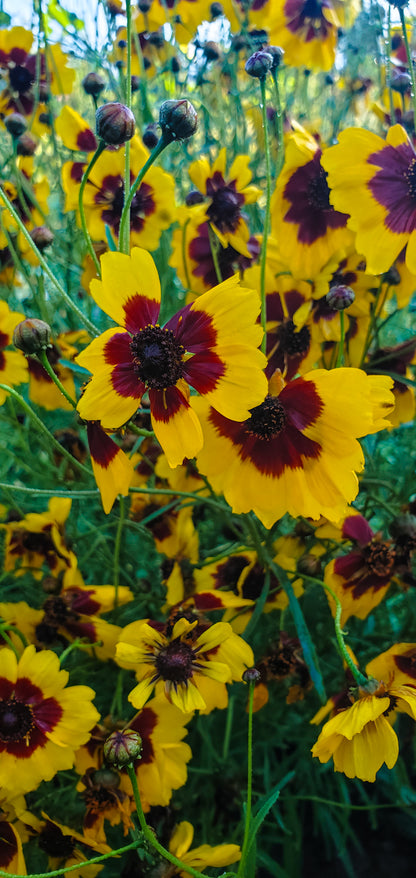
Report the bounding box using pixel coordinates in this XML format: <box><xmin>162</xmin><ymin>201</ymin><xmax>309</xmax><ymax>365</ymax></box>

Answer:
<box><xmin>89</xmin><ymin>249</ymin><xmax>161</xmax><ymax>328</ymax></box>
<box><xmin>55</xmin><ymin>106</ymin><xmax>96</xmax><ymax>152</ymax></box>
<box><xmin>151</xmin><ymin>394</ymin><xmax>203</xmax><ymax>469</ymax></box>
<box><xmin>90</xmin><ymin>441</ymin><xmax>134</xmax><ymax>514</ymax></box>
<box><xmin>0</xmin><ymin>351</ymin><xmax>28</xmax><ymax>404</ymax></box>
<box><xmin>77</xmin><ymin>368</ymin><xmax>141</xmax><ymax>431</ymax></box>
<box><xmin>202</xmin><ymin>346</ymin><xmax>267</xmax><ymax>421</ymax></box>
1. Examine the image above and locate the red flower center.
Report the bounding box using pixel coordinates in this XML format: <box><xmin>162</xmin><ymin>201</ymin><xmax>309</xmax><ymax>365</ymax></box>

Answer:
<box><xmin>155</xmin><ymin>640</ymin><xmax>195</xmax><ymax>683</ymax></box>
<box><xmin>130</xmin><ymin>325</ymin><xmax>185</xmax><ymax>389</ymax></box>
<box><xmin>246</xmin><ymin>396</ymin><xmax>287</xmax><ymax>440</ymax></box>
<box><xmin>0</xmin><ymin>699</ymin><xmax>34</xmax><ymax>742</ymax></box>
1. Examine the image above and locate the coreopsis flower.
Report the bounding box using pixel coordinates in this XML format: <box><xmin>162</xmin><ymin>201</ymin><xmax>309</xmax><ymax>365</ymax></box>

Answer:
<box><xmin>170</xmin><ymin>211</ymin><xmax>259</xmax><ymax>295</ymax></box>
<box><xmin>1</xmin><ymin>497</ymin><xmax>75</xmax><ymax>579</ymax></box>
<box><xmin>252</xmin><ymin>633</ymin><xmax>312</xmax><ymax>712</ymax></box>
<box><xmin>76</xmin><ymin>248</ymin><xmax>267</xmax><ymax>468</ymax></box>
<box><xmin>324</xmin><ymin>510</ymin><xmax>397</xmax><ymax>624</ymax></box>
<box><xmin>0</xmin><ymin>645</ymin><xmax>99</xmax><ymax>797</ymax></box>
<box><xmin>27</xmin><ymin>813</ymin><xmax>109</xmax><ymax>878</ymax></box>
<box><xmin>366</xmin><ymin>339</ymin><xmax>416</xmax><ymax>428</ymax></box>
<box><xmin>267</xmin><ymin>0</ymin><xmax>356</xmax><ymax>71</ymax></box>
<box><xmin>34</xmin><ymin>565</ymin><xmax>133</xmax><ymax>661</ymax></box>
<box><xmin>322</xmin><ymin>123</ymin><xmax>416</xmax><ymax>275</ymax></box>
<box><xmin>76</xmin><ymin>698</ymin><xmax>192</xmax><ymax>833</ymax></box>
<box><xmin>0</xmin><ymin>301</ymin><xmax>28</xmax><ymax>404</ymax></box>
<box><xmin>0</xmin><ymin>27</ymin><xmax>74</xmax><ymax>124</ymax></box>
<box><xmin>116</xmin><ymin>616</ymin><xmax>253</xmax><ymax>712</ymax></box>
<box><xmin>193</xmin><ymin>368</ymin><xmax>394</xmax><ymax>527</ymax></box>
<box><xmin>133</xmin><ymin>0</ymin><xmax>215</xmax><ymax>45</ymax></box>
<box><xmin>167</xmin><ymin>820</ymin><xmax>241</xmax><ymax>877</ymax></box>
<box><xmin>63</xmin><ymin>136</ymin><xmax>175</xmax><ymax>251</ymax></box>
<box><xmin>186</xmin><ymin>148</ymin><xmax>260</xmax><ymax>258</ymax></box>
<box><xmin>311</xmin><ymin>676</ymin><xmax>416</xmax><ymax>782</ymax></box>
<box><xmin>271</xmin><ymin>131</ymin><xmax>352</xmax><ymax>279</ymax></box>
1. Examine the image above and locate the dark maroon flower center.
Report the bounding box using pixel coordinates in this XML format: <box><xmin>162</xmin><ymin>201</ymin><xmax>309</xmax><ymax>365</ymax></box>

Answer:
<box><xmin>0</xmin><ymin>699</ymin><xmax>34</xmax><ymax>742</ymax></box>
<box><xmin>130</xmin><ymin>324</ymin><xmax>185</xmax><ymax>390</ymax></box>
<box><xmin>241</xmin><ymin>563</ymin><xmax>281</xmax><ymax>601</ymax></box>
<box><xmin>43</xmin><ymin>595</ymin><xmax>73</xmax><ymax>625</ymax></box>
<box><xmin>308</xmin><ymin>165</ymin><xmax>331</xmax><ymax>210</ymax></box>
<box><xmin>155</xmin><ymin>640</ymin><xmax>195</xmax><ymax>683</ymax></box>
<box><xmin>39</xmin><ymin>823</ymin><xmax>75</xmax><ymax>859</ymax></box>
<box><xmin>363</xmin><ymin>541</ymin><xmax>395</xmax><ymax>577</ymax></box>
<box><xmin>9</xmin><ymin>64</ymin><xmax>34</xmax><ymax>94</ymax></box>
<box><xmin>278</xmin><ymin>320</ymin><xmax>311</xmax><ymax>356</ymax></box>
<box><xmin>405</xmin><ymin>157</ymin><xmax>416</xmax><ymax>200</ymax></box>
<box><xmin>246</xmin><ymin>396</ymin><xmax>287</xmax><ymax>440</ymax></box>
<box><xmin>206</xmin><ymin>173</ymin><xmax>245</xmax><ymax>232</ymax></box>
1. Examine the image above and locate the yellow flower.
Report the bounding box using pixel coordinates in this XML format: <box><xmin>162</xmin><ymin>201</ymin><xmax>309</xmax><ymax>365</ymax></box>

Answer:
<box><xmin>168</xmin><ymin>820</ymin><xmax>241</xmax><ymax>876</ymax></box>
<box><xmin>312</xmin><ymin>680</ymin><xmax>416</xmax><ymax>782</ymax></box>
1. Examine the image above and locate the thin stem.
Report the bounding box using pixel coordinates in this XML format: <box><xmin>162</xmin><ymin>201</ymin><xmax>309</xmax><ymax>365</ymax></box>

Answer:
<box><xmin>121</xmin><ymin>0</ymin><xmax>132</xmax><ymax>255</ymax></box>
<box><xmin>113</xmin><ymin>495</ymin><xmax>125</xmax><ymax>608</ymax></box>
<box><xmin>78</xmin><ymin>140</ymin><xmax>107</xmax><ymax>277</ymax></box>
<box><xmin>37</xmin><ymin>349</ymin><xmax>77</xmax><ymax>408</ymax></box>
<box><xmin>0</xmin><ymin>841</ymin><xmax>141</xmax><ymax>878</ymax></box>
<box><xmin>0</xmin><ymin>186</ymin><xmax>99</xmax><ymax>337</ymax></box>
<box><xmin>271</xmin><ymin>67</ymin><xmax>285</xmax><ymax>179</ymax></box>
<box><xmin>0</xmin><ymin>385</ymin><xmax>92</xmax><ymax>478</ymax></box>
<box><xmin>321</xmin><ymin>582</ymin><xmax>368</xmax><ymax>687</ymax></box>
<box><xmin>118</xmin><ymin>134</ymin><xmax>169</xmax><ymax>253</ymax></box>
<box><xmin>335</xmin><ymin>310</ymin><xmax>345</xmax><ymax>367</ymax></box>
<box><xmin>126</xmin><ymin>764</ymin><xmax>211</xmax><ymax>878</ymax></box>
<box><xmin>399</xmin><ymin>6</ymin><xmax>416</xmax><ymax>133</ymax></box>
<box><xmin>237</xmin><ymin>679</ymin><xmax>255</xmax><ymax>878</ymax></box>
<box><xmin>259</xmin><ymin>77</ymin><xmax>272</xmax><ymax>355</ymax></box>
<box><xmin>208</xmin><ymin>223</ymin><xmax>223</xmax><ymax>284</ymax></box>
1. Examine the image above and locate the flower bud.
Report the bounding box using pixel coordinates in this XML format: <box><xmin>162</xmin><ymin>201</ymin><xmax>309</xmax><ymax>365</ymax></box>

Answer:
<box><xmin>326</xmin><ymin>284</ymin><xmax>355</xmax><ymax>311</ymax></box>
<box><xmin>159</xmin><ymin>99</ymin><xmax>198</xmax><ymax>143</ymax></box>
<box><xmin>13</xmin><ymin>318</ymin><xmax>52</xmax><ymax>354</ymax></box>
<box><xmin>16</xmin><ymin>132</ymin><xmax>37</xmax><ymax>156</ymax></box>
<box><xmin>138</xmin><ymin>0</ymin><xmax>152</xmax><ymax>11</ymax></box>
<box><xmin>30</xmin><ymin>226</ymin><xmax>54</xmax><ymax>251</ymax></box>
<box><xmin>210</xmin><ymin>1</ymin><xmax>224</xmax><ymax>17</ymax></box>
<box><xmin>82</xmin><ymin>71</ymin><xmax>106</xmax><ymax>98</ymax></box>
<box><xmin>390</xmin><ymin>73</ymin><xmax>412</xmax><ymax>94</ymax></box>
<box><xmin>142</xmin><ymin>123</ymin><xmax>159</xmax><ymax>149</ymax></box>
<box><xmin>243</xmin><ymin>667</ymin><xmax>261</xmax><ymax>683</ymax></box>
<box><xmin>245</xmin><ymin>50</ymin><xmax>273</xmax><ymax>79</ymax></box>
<box><xmin>266</xmin><ymin>45</ymin><xmax>284</xmax><ymax>70</ymax></box>
<box><xmin>103</xmin><ymin>729</ymin><xmax>143</xmax><ymax>768</ymax></box>
<box><xmin>185</xmin><ymin>189</ymin><xmax>205</xmax><ymax>206</ymax></box>
<box><xmin>4</xmin><ymin>113</ymin><xmax>27</xmax><ymax>137</ymax></box>
<box><xmin>96</xmin><ymin>102</ymin><xmax>135</xmax><ymax>145</ymax></box>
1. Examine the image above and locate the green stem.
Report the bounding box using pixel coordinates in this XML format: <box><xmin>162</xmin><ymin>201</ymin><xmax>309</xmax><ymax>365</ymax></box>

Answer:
<box><xmin>208</xmin><ymin>223</ymin><xmax>223</xmax><ymax>284</ymax></box>
<box><xmin>237</xmin><ymin>679</ymin><xmax>255</xmax><ymax>878</ymax></box>
<box><xmin>259</xmin><ymin>77</ymin><xmax>272</xmax><ymax>355</ymax></box>
<box><xmin>121</xmin><ymin>0</ymin><xmax>132</xmax><ymax>255</ymax></box>
<box><xmin>321</xmin><ymin>582</ymin><xmax>368</xmax><ymax>687</ymax></box>
<box><xmin>386</xmin><ymin>6</ymin><xmax>395</xmax><ymax>124</ymax></box>
<box><xmin>271</xmin><ymin>67</ymin><xmax>285</xmax><ymax>180</ymax></box>
<box><xmin>0</xmin><ymin>385</ymin><xmax>92</xmax><ymax>478</ymax></box>
<box><xmin>0</xmin><ymin>841</ymin><xmax>141</xmax><ymax>878</ymax></box>
<box><xmin>335</xmin><ymin>310</ymin><xmax>345</xmax><ymax>367</ymax></box>
<box><xmin>0</xmin><ymin>186</ymin><xmax>99</xmax><ymax>337</ymax></box>
<box><xmin>399</xmin><ymin>6</ymin><xmax>416</xmax><ymax>133</ymax></box>
<box><xmin>118</xmin><ymin>134</ymin><xmax>169</xmax><ymax>253</ymax></box>
<box><xmin>78</xmin><ymin>140</ymin><xmax>107</xmax><ymax>277</ymax></box>
<box><xmin>37</xmin><ymin>349</ymin><xmax>77</xmax><ymax>409</ymax></box>
<box><xmin>126</xmin><ymin>764</ymin><xmax>211</xmax><ymax>878</ymax></box>
<box><xmin>113</xmin><ymin>495</ymin><xmax>125</xmax><ymax>608</ymax></box>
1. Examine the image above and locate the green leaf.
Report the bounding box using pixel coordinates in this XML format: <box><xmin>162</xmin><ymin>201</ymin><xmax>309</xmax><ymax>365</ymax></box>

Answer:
<box><xmin>245</xmin><ymin>770</ymin><xmax>296</xmax><ymax>859</ymax></box>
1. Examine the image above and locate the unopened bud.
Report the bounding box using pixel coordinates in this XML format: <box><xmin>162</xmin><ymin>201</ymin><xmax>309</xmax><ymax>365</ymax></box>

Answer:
<box><xmin>30</xmin><ymin>226</ymin><xmax>54</xmax><ymax>251</ymax></box>
<box><xmin>5</xmin><ymin>113</ymin><xmax>27</xmax><ymax>137</ymax></box>
<box><xmin>138</xmin><ymin>0</ymin><xmax>152</xmax><ymax>11</ymax></box>
<box><xmin>142</xmin><ymin>123</ymin><xmax>159</xmax><ymax>149</ymax></box>
<box><xmin>13</xmin><ymin>318</ymin><xmax>52</xmax><ymax>354</ymax></box>
<box><xmin>82</xmin><ymin>71</ymin><xmax>106</xmax><ymax>98</ymax></box>
<box><xmin>16</xmin><ymin>132</ymin><xmax>37</xmax><ymax>156</ymax></box>
<box><xmin>159</xmin><ymin>99</ymin><xmax>198</xmax><ymax>142</ymax></box>
<box><xmin>245</xmin><ymin>50</ymin><xmax>273</xmax><ymax>79</ymax></box>
<box><xmin>326</xmin><ymin>284</ymin><xmax>355</xmax><ymax>311</ymax></box>
<box><xmin>390</xmin><ymin>73</ymin><xmax>412</xmax><ymax>94</ymax></box>
<box><xmin>185</xmin><ymin>189</ymin><xmax>204</xmax><ymax>206</ymax></box>
<box><xmin>243</xmin><ymin>667</ymin><xmax>261</xmax><ymax>683</ymax></box>
<box><xmin>103</xmin><ymin>729</ymin><xmax>143</xmax><ymax>768</ymax></box>
<box><xmin>266</xmin><ymin>45</ymin><xmax>284</xmax><ymax>70</ymax></box>
<box><xmin>210</xmin><ymin>1</ymin><xmax>224</xmax><ymax>17</ymax></box>
<box><xmin>96</xmin><ymin>102</ymin><xmax>135</xmax><ymax>145</ymax></box>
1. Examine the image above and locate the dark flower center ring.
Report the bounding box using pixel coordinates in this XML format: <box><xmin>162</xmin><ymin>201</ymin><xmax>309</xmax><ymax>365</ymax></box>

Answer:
<box><xmin>246</xmin><ymin>396</ymin><xmax>287</xmax><ymax>440</ymax></box>
<box><xmin>0</xmin><ymin>699</ymin><xmax>34</xmax><ymax>742</ymax></box>
<box><xmin>130</xmin><ymin>325</ymin><xmax>185</xmax><ymax>390</ymax></box>
<box><xmin>155</xmin><ymin>641</ymin><xmax>195</xmax><ymax>683</ymax></box>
